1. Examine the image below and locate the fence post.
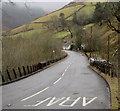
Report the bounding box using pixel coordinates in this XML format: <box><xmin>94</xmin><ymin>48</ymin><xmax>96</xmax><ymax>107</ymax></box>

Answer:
<box><xmin>13</xmin><ymin>69</ymin><xmax>17</xmax><ymax>79</ymax></box>
<box><xmin>34</xmin><ymin>65</ymin><xmax>36</xmax><ymax>71</ymax></box>
<box><xmin>27</xmin><ymin>66</ymin><xmax>30</xmax><ymax>74</ymax></box>
<box><xmin>32</xmin><ymin>65</ymin><xmax>34</xmax><ymax>72</ymax></box>
<box><xmin>2</xmin><ymin>75</ymin><xmax>5</xmax><ymax>83</ymax></box>
<box><xmin>23</xmin><ymin>66</ymin><xmax>26</xmax><ymax>75</ymax></box>
<box><xmin>18</xmin><ymin>67</ymin><xmax>22</xmax><ymax>77</ymax></box>
<box><xmin>0</xmin><ymin>71</ymin><xmax>5</xmax><ymax>83</ymax></box>
<box><xmin>30</xmin><ymin>66</ymin><xmax>32</xmax><ymax>73</ymax></box>
<box><xmin>110</xmin><ymin>67</ymin><xmax>113</xmax><ymax>77</ymax></box>
<box><xmin>6</xmin><ymin>69</ymin><xmax>12</xmax><ymax>81</ymax></box>
<box><xmin>35</xmin><ymin>65</ymin><xmax>37</xmax><ymax>71</ymax></box>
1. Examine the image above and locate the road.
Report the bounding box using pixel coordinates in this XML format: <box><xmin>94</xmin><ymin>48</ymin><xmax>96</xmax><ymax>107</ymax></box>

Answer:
<box><xmin>2</xmin><ymin>50</ymin><xmax>110</xmax><ymax>109</ymax></box>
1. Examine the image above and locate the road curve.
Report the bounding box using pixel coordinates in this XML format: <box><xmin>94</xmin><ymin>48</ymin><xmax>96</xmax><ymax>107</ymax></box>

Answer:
<box><xmin>2</xmin><ymin>50</ymin><xmax>110</xmax><ymax>109</ymax></box>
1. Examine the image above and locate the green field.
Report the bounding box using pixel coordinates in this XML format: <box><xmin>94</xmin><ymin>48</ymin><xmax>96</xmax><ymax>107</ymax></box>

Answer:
<box><xmin>33</xmin><ymin>4</ymin><xmax>83</xmax><ymax>23</ymax></box>
<box><xmin>6</xmin><ymin>29</ymin><xmax>46</xmax><ymax>38</ymax></box>
<box><xmin>77</xmin><ymin>4</ymin><xmax>95</xmax><ymax>16</ymax></box>
<box><xmin>55</xmin><ymin>31</ymin><xmax>70</xmax><ymax>39</ymax></box>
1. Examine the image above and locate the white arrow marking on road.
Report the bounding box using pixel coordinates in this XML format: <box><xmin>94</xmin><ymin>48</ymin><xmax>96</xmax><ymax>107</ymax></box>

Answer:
<box><xmin>47</xmin><ymin>97</ymin><xmax>65</xmax><ymax>106</ymax></box>
<box><xmin>82</xmin><ymin>97</ymin><xmax>97</xmax><ymax>106</ymax></box>
<box><xmin>21</xmin><ymin>87</ymin><xmax>49</xmax><ymax>101</ymax></box>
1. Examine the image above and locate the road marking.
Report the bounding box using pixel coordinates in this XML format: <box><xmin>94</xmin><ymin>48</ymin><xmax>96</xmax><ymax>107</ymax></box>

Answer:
<box><xmin>47</xmin><ymin>97</ymin><xmax>65</xmax><ymax>106</ymax></box>
<box><xmin>21</xmin><ymin>87</ymin><xmax>49</xmax><ymax>101</ymax></box>
<box><xmin>82</xmin><ymin>97</ymin><xmax>97</xmax><ymax>106</ymax></box>
<box><xmin>62</xmin><ymin>73</ymin><xmax>65</xmax><ymax>76</ymax></box>
<box><xmin>33</xmin><ymin>97</ymin><xmax>51</xmax><ymax>107</ymax></box>
<box><xmin>22</xmin><ymin>63</ymin><xmax>72</xmax><ymax>102</ymax></box>
<box><xmin>24</xmin><ymin>97</ymin><xmax>51</xmax><ymax>107</ymax></box>
<box><xmin>53</xmin><ymin>77</ymin><xmax>62</xmax><ymax>85</ymax></box>
<box><xmin>65</xmin><ymin>69</ymin><xmax>67</xmax><ymax>72</ymax></box>
<box><xmin>23</xmin><ymin>97</ymin><xmax>98</xmax><ymax>107</ymax></box>
<box><xmin>59</xmin><ymin>97</ymin><xmax>81</xmax><ymax>107</ymax></box>
<box><xmin>53</xmin><ymin>63</ymin><xmax>71</xmax><ymax>85</ymax></box>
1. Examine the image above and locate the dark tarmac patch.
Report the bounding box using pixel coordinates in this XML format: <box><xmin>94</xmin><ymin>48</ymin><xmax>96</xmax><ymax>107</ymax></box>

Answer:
<box><xmin>73</xmin><ymin>92</ymin><xmax>79</xmax><ymax>95</ymax></box>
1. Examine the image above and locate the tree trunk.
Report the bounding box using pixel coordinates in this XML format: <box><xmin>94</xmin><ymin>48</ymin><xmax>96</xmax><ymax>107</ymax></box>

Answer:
<box><xmin>68</xmin><ymin>28</ymin><xmax>73</xmax><ymax>38</ymax></box>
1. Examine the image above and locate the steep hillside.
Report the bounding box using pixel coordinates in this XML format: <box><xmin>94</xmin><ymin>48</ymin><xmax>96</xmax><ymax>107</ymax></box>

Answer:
<box><xmin>3</xmin><ymin>2</ymin><xmax>95</xmax><ymax>36</ymax></box>
<box><xmin>2</xmin><ymin>2</ymin><xmax>46</xmax><ymax>30</ymax></box>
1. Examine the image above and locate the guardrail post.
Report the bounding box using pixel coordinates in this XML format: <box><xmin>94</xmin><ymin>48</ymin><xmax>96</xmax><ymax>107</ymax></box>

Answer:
<box><xmin>23</xmin><ymin>66</ymin><xmax>26</xmax><ymax>75</ymax></box>
<box><xmin>2</xmin><ymin>75</ymin><xmax>5</xmax><ymax>83</ymax></box>
<box><xmin>0</xmin><ymin>71</ymin><xmax>5</xmax><ymax>83</ymax></box>
<box><xmin>35</xmin><ymin>65</ymin><xmax>38</xmax><ymax>70</ymax></box>
<box><xmin>6</xmin><ymin>69</ymin><xmax>12</xmax><ymax>81</ymax></box>
<box><xmin>30</xmin><ymin>66</ymin><xmax>32</xmax><ymax>73</ymax></box>
<box><xmin>18</xmin><ymin>67</ymin><xmax>22</xmax><ymax>77</ymax></box>
<box><xmin>35</xmin><ymin>65</ymin><xmax>36</xmax><ymax>71</ymax></box>
<box><xmin>34</xmin><ymin>65</ymin><xmax>36</xmax><ymax>71</ymax></box>
<box><xmin>13</xmin><ymin>69</ymin><xmax>17</xmax><ymax>79</ymax></box>
<box><xmin>32</xmin><ymin>65</ymin><xmax>35</xmax><ymax>72</ymax></box>
<box><xmin>27</xmin><ymin>66</ymin><xmax>30</xmax><ymax>74</ymax></box>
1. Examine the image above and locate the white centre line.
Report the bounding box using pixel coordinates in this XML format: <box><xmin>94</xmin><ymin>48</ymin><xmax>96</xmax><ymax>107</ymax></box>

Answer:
<box><xmin>53</xmin><ymin>77</ymin><xmax>62</xmax><ymax>85</ymax></box>
<box><xmin>62</xmin><ymin>63</ymin><xmax>71</xmax><ymax>77</ymax></box>
<box><xmin>21</xmin><ymin>87</ymin><xmax>49</xmax><ymax>101</ymax></box>
<box><xmin>21</xmin><ymin>63</ymin><xmax>72</xmax><ymax>102</ymax></box>
<box><xmin>53</xmin><ymin>63</ymin><xmax>71</xmax><ymax>85</ymax></box>
<box><xmin>62</xmin><ymin>73</ymin><xmax>65</xmax><ymax>77</ymax></box>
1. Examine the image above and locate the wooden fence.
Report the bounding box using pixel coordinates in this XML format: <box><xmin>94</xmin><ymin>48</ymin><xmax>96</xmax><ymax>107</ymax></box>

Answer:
<box><xmin>0</xmin><ymin>54</ymin><xmax>67</xmax><ymax>85</ymax></box>
<box><xmin>90</xmin><ymin>61</ymin><xmax>117</xmax><ymax>77</ymax></box>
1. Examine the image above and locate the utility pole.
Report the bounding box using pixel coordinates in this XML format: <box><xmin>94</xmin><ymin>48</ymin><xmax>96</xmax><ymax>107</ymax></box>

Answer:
<box><xmin>90</xmin><ymin>26</ymin><xmax>92</xmax><ymax>58</ymax></box>
<box><xmin>107</xmin><ymin>35</ymin><xmax>110</xmax><ymax>62</ymax></box>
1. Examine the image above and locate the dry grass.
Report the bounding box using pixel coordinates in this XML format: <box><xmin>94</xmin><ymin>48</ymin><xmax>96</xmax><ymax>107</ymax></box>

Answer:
<box><xmin>2</xmin><ymin>30</ymin><xmax>63</xmax><ymax>79</ymax></box>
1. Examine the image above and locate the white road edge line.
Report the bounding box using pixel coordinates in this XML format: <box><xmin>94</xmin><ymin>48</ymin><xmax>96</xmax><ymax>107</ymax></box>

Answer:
<box><xmin>21</xmin><ymin>87</ymin><xmax>49</xmax><ymax>101</ymax></box>
<box><xmin>53</xmin><ymin>77</ymin><xmax>62</xmax><ymax>85</ymax></box>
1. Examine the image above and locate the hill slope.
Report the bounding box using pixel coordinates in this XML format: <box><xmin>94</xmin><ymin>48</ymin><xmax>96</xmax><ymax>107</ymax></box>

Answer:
<box><xmin>3</xmin><ymin>2</ymin><xmax>95</xmax><ymax>36</ymax></box>
<box><xmin>2</xmin><ymin>2</ymin><xmax>46</xmax><ymax>30</ymax></box>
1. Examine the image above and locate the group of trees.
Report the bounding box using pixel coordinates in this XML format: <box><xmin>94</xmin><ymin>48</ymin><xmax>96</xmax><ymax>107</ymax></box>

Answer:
<box><xmin>93</xmin><ymin>2</ymin><xmax>120</xmax><ymax>33</ymax></box>
<box><xmin>48</xmin><ymin>2</ymin><xmax>119</xmax><ymax>55</ymax></box>
<box><xmin>49</xmin><ymin>11</ymin><xmax>92</xmax><ymax>49</ymax></box>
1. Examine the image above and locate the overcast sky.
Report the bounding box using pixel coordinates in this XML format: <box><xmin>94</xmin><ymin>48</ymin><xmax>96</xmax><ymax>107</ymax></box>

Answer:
<box><xmin>2</xmin><ymin>0</ymin><xmax>73</xmax><ymax>2</ymax></box>
<box><xmin>1</xmin><ymin>0</ymin><xmax>74</xmax><ymax>13</ymax></box>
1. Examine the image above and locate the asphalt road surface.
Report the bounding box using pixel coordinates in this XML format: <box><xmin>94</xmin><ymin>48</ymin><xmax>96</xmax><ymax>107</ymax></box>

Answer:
<box><xmin>2</xmin><ymin>50</ymin><xmax>111</xmax><ymax>109</ymax></box>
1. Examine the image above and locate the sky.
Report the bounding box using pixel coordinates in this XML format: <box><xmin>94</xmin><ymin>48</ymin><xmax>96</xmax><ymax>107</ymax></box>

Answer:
<box><xmin>1</xmin><ymin>0</ymin><xmax>73</xmax><ymax>2</ymax></box>
<box><xmin>1</xmin><ymin>0</ymin><xmax>120</xmax><ymax>2</ymax></box>
<box><xmin>1</xmin><ymin>0</ymin><xmax>74</xmax><ymax>13</ymax></box>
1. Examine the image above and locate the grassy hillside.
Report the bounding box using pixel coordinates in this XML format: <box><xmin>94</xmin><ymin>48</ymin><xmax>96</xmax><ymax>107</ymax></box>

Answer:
<box><xmin>3</xmin><ymin>3</ymin><xmax>94</xmax><ymax>34</ymax></box>
<box><xmin>33</xmin><ymin>4</ymin><xmax>83</xmax><ymax>23</ymax></box>
<box><xmin>2</xmin><ymin>1</ymin><xmax>96</xmax><ymax>75</ymax></box>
